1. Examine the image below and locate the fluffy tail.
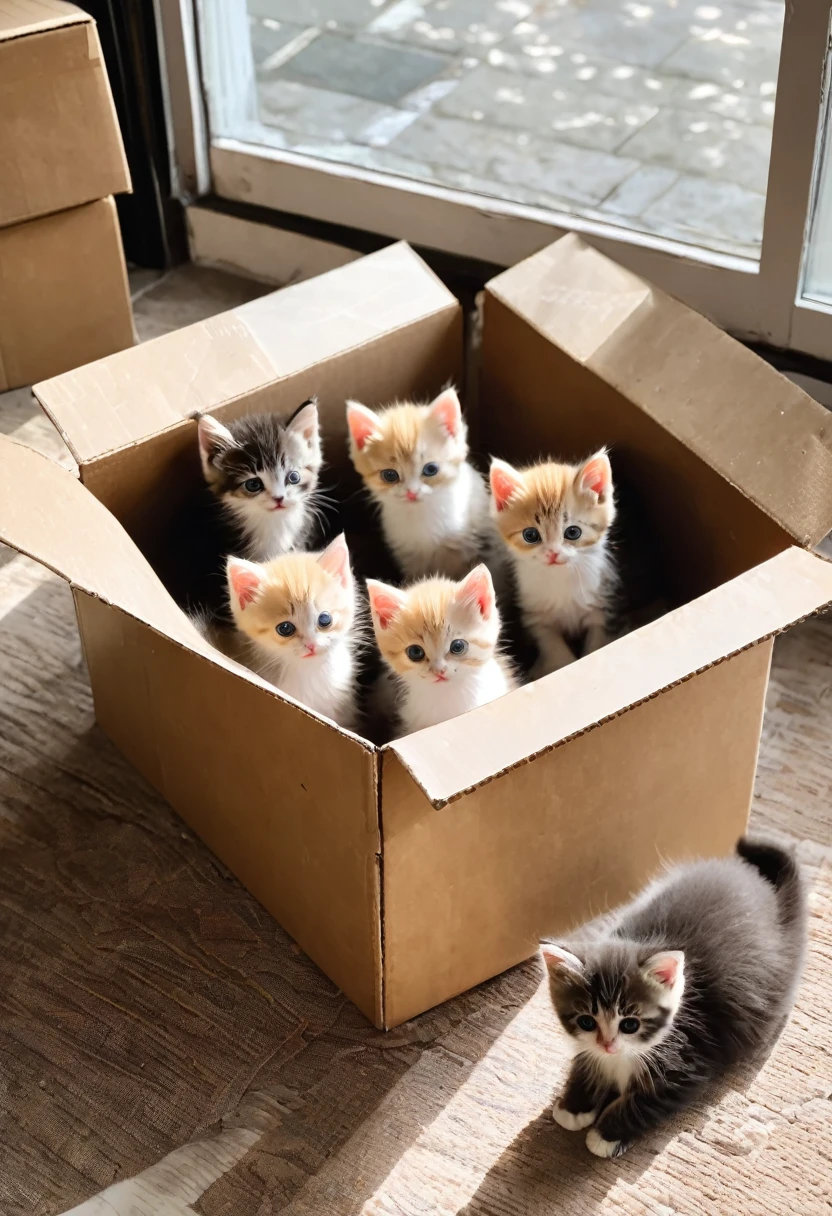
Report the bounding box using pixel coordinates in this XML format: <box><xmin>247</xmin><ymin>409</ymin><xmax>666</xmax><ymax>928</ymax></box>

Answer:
<box><xmin>736</xmin><ymin>836</ymin><xmax>805</xmax><ymax>930</ymax></box>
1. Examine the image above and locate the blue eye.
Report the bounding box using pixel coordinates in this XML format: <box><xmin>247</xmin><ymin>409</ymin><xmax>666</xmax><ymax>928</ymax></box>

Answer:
<box><xmin>619</xmin><ymin>1017</ymin><xmax>640</xmax><ymax>1034</ymax></box>
<box><xmin>276</xmin><ymin>621</ymin><xmax>296</xmax><ymax>637</ymax></box>
<box><xmin>449</xmin><ymin>639</ymin><xmax>468</xmax><ymax>656</ymax></box>
<box><xmin>317</xmin><ymin>612</ymin><xmax>333</xmax><ymax>629</ymax></box>
<box><xmin>380</xmin><ymin>469</ymin><xmax>400</xmax><ymax>484</ymax></box>
<box><xmin>286</xmin><ymin>469</ymin><xmax>301</xmax><ymax>486</ymax></box>
<box><xmin>422</xmin><ymin>462</ymin><xmax>439</xmax><ymax>477</ymax></box>
<box><xmin>406</xmin><ymin>644</ymin><xmax>425</xmax><ymax>662</ymax></box>
<box><xmin>576</xmin><ymin>1015</ymin><xmax>596</xmax><ymax>1032</ymax></box>
<box><xmin>522</xmin><ymin>527</ymin><xmax>541</xmax><ymax>544</ymax></box>
<box><xmin>243</xmin><ymin>477</ymin><xmax>263</xmax><ymax>494</ymax></box>
<box><xmin>564</xmin><ymin>525</ymin><xmax>582</xmax><ymax>541</ymax></box>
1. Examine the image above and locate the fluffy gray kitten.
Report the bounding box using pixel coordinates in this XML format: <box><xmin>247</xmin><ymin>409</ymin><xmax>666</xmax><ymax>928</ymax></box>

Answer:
<box><xmin>541</xmin><ymin>837</ymin><xmax>806</xmax><ymax>1159</ymax></box>
<box><xmin>197</xmin><ymin>399</ymin><xmax>322</xmax><ymax>561</ymax></box>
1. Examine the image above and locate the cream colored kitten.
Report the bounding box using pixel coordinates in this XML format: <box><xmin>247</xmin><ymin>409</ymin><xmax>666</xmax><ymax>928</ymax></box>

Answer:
<box><xmin>347</xmin><ymin>387</ymin><xmax>491</xmax><ymax>581</ymax></box>
<box><xmin>225</xmin><ymin>533</ymin><xmax>360</xmax><ymax>731</ymax></box>
<box><xmin>367</xmin><ymin>564</ymin><xmax>516</xmax><ymax>735</ymax></box>
<box><xmin>490</xmin><ymin>451</ymin><xmax>617</xmax><ymax>677</ymax></box>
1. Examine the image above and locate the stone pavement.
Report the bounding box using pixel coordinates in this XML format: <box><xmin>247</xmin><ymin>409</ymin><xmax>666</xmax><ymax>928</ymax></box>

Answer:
<box><xmin>246</xmin><ymin>0</ymin><xmax>784</xmax><ymax>258</ymax></box>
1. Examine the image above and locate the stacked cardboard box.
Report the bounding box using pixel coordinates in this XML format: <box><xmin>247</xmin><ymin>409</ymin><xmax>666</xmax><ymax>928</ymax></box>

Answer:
<box><xmin>0</xmin><ymin>0</ymin><xmax>134</xmax><ymax>389</ymax></box>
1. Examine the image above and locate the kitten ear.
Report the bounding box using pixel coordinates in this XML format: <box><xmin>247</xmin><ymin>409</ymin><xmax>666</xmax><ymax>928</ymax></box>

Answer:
<box><xmin>576</xmin><ymin>450</ymin><xmax>612</xmax><ymax>503</ymax></box>
<box><xmin>456</xmin><ymin>564</ymin><xmax>495</xmax><ymax>621</ymax></box>
<box><xmin>317</xmin><ymin>532</ymin><xmax>352</xmax><ymax>589</ymax></box>
<box><xmin>642</xmin><ymin>951</ymin><xmax>685</xmax><ymax>992</ymax></box>
<box><xmin>489</xmin><ymin>458</ymin><xmax>524</xmax><ymax>512</ymax></box>
<box><xmin>346</xmin><ymin>401</ymin><xmax>381</xmax><ymax>451</ymax></box>
<box><xmin>427</xmin><ymin>386</ymin><xmax>462</xmax><ymax>438</ymax></box>
<box><xmin>285</xmin><ymin>397</ymin><xmax>319</xmax><ymax>444</ymax></box>
<box><xmin>540</xmin><ymin>943</ymin><xmax>584</xmax><ymax>979</ymax></box>
<box><xmin>197</xmin><ymin>414</ymin><xmax>236</xmax><ymax>476</ymax></box>
<box><xmin>227</xmin><ymin>557</ymin><xmax>264</xmax><ymax>612</ymax></box>
<box><xmin>366</xmin><ymin>579</ymin><xmax>406</xmax><ymax>631</ymax></box>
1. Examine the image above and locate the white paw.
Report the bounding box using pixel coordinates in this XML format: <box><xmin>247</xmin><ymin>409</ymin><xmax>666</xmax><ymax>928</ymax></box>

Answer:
<box><xmin>553</xmin><ymin>1105</ymin><xmax>597</xmax><ymax>1130</ymax></box>
<box><xmin>586</xmin><ymin>1127</ymin><xmax>627</xmax><ymax>1159</ymax></box>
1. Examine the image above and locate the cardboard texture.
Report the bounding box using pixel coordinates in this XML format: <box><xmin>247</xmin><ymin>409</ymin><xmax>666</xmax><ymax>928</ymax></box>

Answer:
<box><xmin>0</xmin><ymin>197</ymin><xmax>134</xmax><ymax>391</ymax></box>
<box><xmin>0</xmin><ymin>0</ymin><xmax>131</xmax><ymax>228</ymax></box>
<box><xmin>4</xmin><ymin>238</ymin><xmax>832</xmax><ymax>1028</ymax></box>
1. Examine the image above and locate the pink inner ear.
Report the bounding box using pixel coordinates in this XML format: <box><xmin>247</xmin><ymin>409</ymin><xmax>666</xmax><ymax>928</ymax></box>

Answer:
<box><xmin>430</xmin><ymin>390</ymin><xmax>462</xmax><ymax>438</ymax></box>
<box><xmin>369</xmin><ymin>587</ymin><xmax>403</xmax><ymax>630</ymax></box>
<box><xmin>650</xmin><ymin>955</ymin><xmax>680</xmax><ymax>987</ymax></box>
<box><xmin>580</xmin><ymin>456</ymin><xmax>610</xmax><ymax>497</ymax></box>
<box><xmin>318</xmin><ymin>536</ymin><xmax>350</xmax><ymax>586</ymax></box>
<box><xmin>347</xmin><ymin>406</ymin><xmax>378</xmax><ymax>450</ymax></box>
<box><xmin>490</xmin><ymin>465</ymin><xmax>521</xmax><ymax>511</ymax></box>
<box><xmin>229</xmin><ymin>564</ymin><xmax>260</xmax><ymax>610</ymax></box>
<box><xmin>459</xmin><ymin>568</ymin><xmax>493</xmax><ymax>619</ymax></box>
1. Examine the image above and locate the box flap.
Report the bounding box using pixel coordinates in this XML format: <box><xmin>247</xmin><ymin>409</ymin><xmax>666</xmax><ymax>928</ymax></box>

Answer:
<box><xmin>34</xmin><ymin>242</ymin><xmax>457</xmax><ymax>466</ymax></box>
<box><xmin>0</xmin><ymin>0</ymin><xmax>87</xmax><ymax>39</ymax></box>
<box><xmin>388</xmin><ymin>546</ymin><xmax>832</xmax><ymax>807</ymax></box>
<box><xmin>0</xmin><ymin>435</ymin><xmax>203</xmax><ymax>646</ymax></box>
<box><xmin>487</xmin><ymin>234</ymin><xmax>832</xmax><ymax>549</ymax></box>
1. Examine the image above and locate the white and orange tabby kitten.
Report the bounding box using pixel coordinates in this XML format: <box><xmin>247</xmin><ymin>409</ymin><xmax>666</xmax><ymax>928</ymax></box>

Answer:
<box><xmin>347</xmin><ymin>387</ymin><xmax>491</xmax><ymax>581</ymax></box>
<box><xmin>490</xmin><ymin>451</ymin><xmax>616</xmax><ymax>677</ymax></box>
<box><xmin>225</xmin><ymin>533</ymin><xmax>359</xmax><ymax>730</ymax></box>
<box><xmin>367</xmin><ymin>564</ymin><xmax>516</xmax><ymax>735</ymax></box>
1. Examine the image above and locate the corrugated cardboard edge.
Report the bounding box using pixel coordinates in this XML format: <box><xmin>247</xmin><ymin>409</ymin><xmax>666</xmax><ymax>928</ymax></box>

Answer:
<box><xmin>33</xmin><ymin>242</ymin><xmax>458</xmax><ymax>467</ymax></box>
<box><xmin>387</xmin><ymin>553</ymin><xmax>832</xmax><ymax>809</ymax></box>
<box><xmin>0</xmin><ymin>0</ymin><xmax>90</xmax><ymax>40</ymax></box>
<box><xmin>486</xmin><ymin>234</ymin><xmax>832</xmax><ymax>549</ymax></box>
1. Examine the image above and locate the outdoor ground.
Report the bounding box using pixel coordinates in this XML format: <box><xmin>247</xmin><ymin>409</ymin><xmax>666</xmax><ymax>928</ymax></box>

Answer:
<box><xmin>245</xmin><ymin>0</ymin><xmax>784</xmax><ymax>258</ymax></box>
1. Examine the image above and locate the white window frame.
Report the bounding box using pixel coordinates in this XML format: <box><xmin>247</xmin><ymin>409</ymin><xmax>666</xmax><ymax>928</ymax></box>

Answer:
<box><xmin>160</xmin><ymin>0</ymin><xmax>832</xmax><ymax>357</ymax></box>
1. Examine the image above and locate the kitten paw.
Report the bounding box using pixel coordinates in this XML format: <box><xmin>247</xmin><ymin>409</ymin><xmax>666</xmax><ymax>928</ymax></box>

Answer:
<box><xmin>553</xmin><ymin>1105</ymin><xmax>597</xmax><ymax>1130</ymax></box>
<box><xmin>586</xmin><ymin>1127</ymin><xmax>628</xmax><ymax>1159</ymax></box>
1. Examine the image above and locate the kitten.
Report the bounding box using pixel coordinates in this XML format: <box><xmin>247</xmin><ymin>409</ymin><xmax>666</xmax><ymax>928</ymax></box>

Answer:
<box><xmin>490</xmin><ymin>451</ymin><xmax>616</xmax><ymax>676</ymax></box>
<box><xmin>225</xmin><ymin>533</ymin><xmax>360</xmax><ymax>731</ymax></box>
<box><xmin>542</xmin><ymin>837</ymin><xmax>807</xmax><ymax>1160</ymax></box>
<box><xmin>197</xmin><ymin>399</ymin><xmax>322</xmax><ymax>561</ymax></box>
<box><xmin>347</xmin><ymin>387</ymin><xmax>492</xmax><ymax>582</ymax></box>
<box><xmin>367</xmin><ymin>564</ymin><xmax>516</xmax><ymax>735</ymax></box>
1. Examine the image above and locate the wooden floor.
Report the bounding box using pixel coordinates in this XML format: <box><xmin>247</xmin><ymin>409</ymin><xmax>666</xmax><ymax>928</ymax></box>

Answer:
<box><xmin>1</xmin><ymin>266</ymin><xmax>831</xmax><ymax>1216</ymax></box>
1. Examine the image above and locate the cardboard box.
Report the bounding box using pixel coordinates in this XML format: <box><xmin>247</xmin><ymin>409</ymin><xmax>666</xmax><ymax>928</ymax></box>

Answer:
<box><xmin>0</xmin><ymin>196</ymin><xmax>134</xmax><ymax>391</ymax></box>
<box><xmin>0</xmin><ymin>0</ymin><xmax>131</xmax><ymax>228</ymax></box>
<box><xmin>2</xmin><ymin>238</ymin><xmax>832</xmax><ymax>1029</ymax></box>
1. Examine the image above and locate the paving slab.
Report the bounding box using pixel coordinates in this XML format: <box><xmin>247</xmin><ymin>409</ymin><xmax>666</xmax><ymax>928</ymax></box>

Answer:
<box><xmin>641</xmin><ymin>172</ymin><xmax>766</xmax><ymax>247</ymax></box>
<box><xmin>258</xmin><ymin>78</ymin><xmax>417</xmax><ymax>145</ymax></box>
<box><xmin>248</xmin><ymin>0</ymin><xmax>393</xmax><ymax>30</ymax></box>
<box><xmin>504</xmin><ymin>4</ymin><xmax>692</xmax><ymax>70</ymax></box>
<box><xmin>618</xmin><ymin>106</ymin><xmax>773</xmax><ymax>193</ymax></box>
<box><xmin>276</xmin><ymin>31</ymin><xmax>450</xmax><ymax>104</ymax></box>
<box><xmin>249</xmin><ymin>16</ymin><xmax>311</xmax><ymax>68</ymax></box>
<box><xmin>368</xmin><ymin>0</ymin><xmax>533</xmax><ymax>54</ymax></box>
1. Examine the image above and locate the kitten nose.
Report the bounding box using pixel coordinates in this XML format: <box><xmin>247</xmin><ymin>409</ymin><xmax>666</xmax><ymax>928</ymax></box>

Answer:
<box><xmin>273</xmin><ymin>495</ymin><xmax>284</xmax><ymax>507</ymax></box>
<box><xmin>304</xmin><ymin>642</ymin><xmax>317</xmax><ymax>657</ymax></box>
<box><xmin>406</xmin><ymin>489</ymin><xmax>419</xmax><ymax>502</ymax></box>
<box><xmin>546</xmin><ymin>549</ymin><xmax>565</xmax><ymax>566</ymax></box>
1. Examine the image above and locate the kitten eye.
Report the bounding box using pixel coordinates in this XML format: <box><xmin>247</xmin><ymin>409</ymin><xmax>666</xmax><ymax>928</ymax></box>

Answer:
<box><xmin>243</xmin><ymin>477</ymin><xmax>264</xmax><ymax>494</ymax></box>
<box><xmin>576</xmin><ymin>1015</ymin><xmax>596</xmax><ymax>1032</ymax></box>
<box><xmin>564</xmin><ymin>525</ymin><xmax>582</xmax><ymax>541</ymax></box>
<box><xmin>449</xmin><ymin>639</ymin><xmax>468</xmax><ymax>656</ymax></box>
<box><xmin>619</xmin><ymin>1017</ymin><xmax>640</xmax><ymax>1034</ymax></box>
<box><xmin>380</xmin><ymin>469</ymin><xmax>400</xmax><ymax>484</ymax></box>
<box><xmin>276</xmin><ymin>621</ymin><xmax>296</xmax><ymax>637</ymax></box>
<box><xmin>522</xmin><ymin>527</ymin><xmax>541</xmax><ymax>545</ymax></box>
<box><xmin>422</xmin><ymin>462</ymin><xmax>439</xmax><ymax>477</ymax></box>
<box><xmin>286</xmin><ymin>469</ymin><xmax>301</xmax><ymax>486</ymax></box>
<box><xmin>317</xmin><ymin>612</ymin><xmax>333</xmax><ymax>629</ymax></box>
<box><xmin>406</xmin><ymin>644</ymin><xmax>426</xmax><ymax>662</ymax></box>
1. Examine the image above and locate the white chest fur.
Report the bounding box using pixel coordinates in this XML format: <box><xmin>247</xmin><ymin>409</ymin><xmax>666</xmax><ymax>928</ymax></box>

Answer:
<box><xmin>399</xmin><ymin>659</ymin><xmax>510</xmax><ymax>733</ymax></box>
<box><xmin>228</xmin><ymin>499</ymin><xmax>308</xmax><ymax>562</ymax></box>
<box><xmin>512</xmin><ymin>544</ymin><xmax>610</xmax><ymax>636</ymax></box>
<box><xmin>253</xmin><ymin>640</ymin><xmax>356</xmax><ymax>729</ymax></box>
<box><xmin>380</xmin><ymin>464</ymin><xmax>490</xmax><ymax>580</ymax></box>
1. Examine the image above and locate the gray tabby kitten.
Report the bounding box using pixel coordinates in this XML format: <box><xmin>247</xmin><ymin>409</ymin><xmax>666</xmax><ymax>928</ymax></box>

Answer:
<box><xmin>542</xmin><ymin>837</ymin><xmax>806</xmax><ymax>1159</ymax></box>
<box><xmin>197</xmin><ymin>399</ymin><xmax>322</xmax><ymax>561</ymax></box>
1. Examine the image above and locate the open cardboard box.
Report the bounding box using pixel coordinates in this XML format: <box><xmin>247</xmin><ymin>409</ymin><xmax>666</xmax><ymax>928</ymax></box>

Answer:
<box><xmin>2</xmin><ymin>238</ymin><xmax>832</xmax><ymax>1029</ymax></box>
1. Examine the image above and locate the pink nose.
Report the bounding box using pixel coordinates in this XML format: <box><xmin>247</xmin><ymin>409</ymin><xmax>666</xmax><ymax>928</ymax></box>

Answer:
<box><xmin>406</xmin><ymin>490</ymin><xmax>419</xmax><ymax>502</ymax></box>
<box><xmin>304</xmin><ymin>643</ymin><xmax>317</xmax><ymax>657</ymax></box>
<box><xmin>546</xmin><ymin>550</ymin><xmax>564</xmax><ymax>566</ymax></box>
<box><xmin>274</xmin><ymin>496</ymin><xmax>284</xmax><ymax>507</ymax></box>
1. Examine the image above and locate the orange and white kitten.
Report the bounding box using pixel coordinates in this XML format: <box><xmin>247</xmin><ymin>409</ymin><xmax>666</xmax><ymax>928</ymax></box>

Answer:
<box><xmin>367</xmin><ymin>564</ymin><xmax>516</xmax><ymax>735</ymax></box>
<box><xmin>490</xmin><ymin>452</ymin><xmax>616</xmax><ymax>676</ymax></box>
<box><xmin>226</xmin><ymin>533</ymin><xmax>359</xmax><ymax>731</ymax></box>
<box><xmin>347</xmin><ymin>387</ymin><xmax>491</xmax><ymax>581</ymax></box>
